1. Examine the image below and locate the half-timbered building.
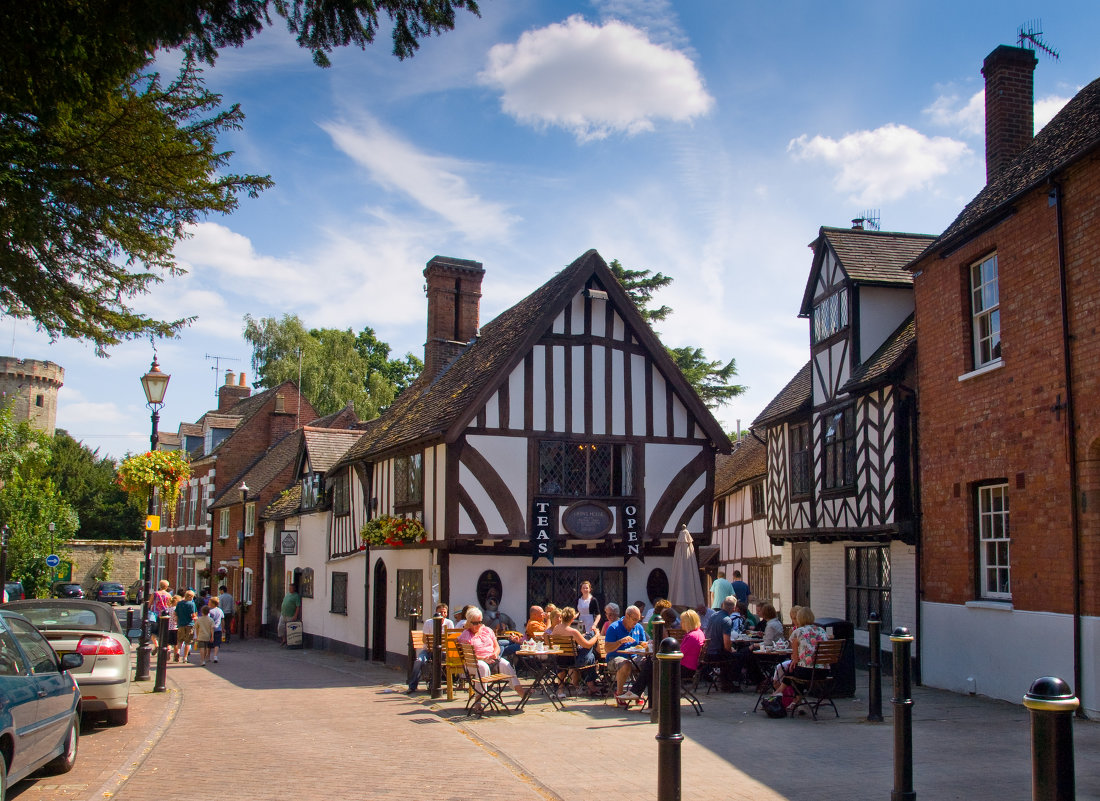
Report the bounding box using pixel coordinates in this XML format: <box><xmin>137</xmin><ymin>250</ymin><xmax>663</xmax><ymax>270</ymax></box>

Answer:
<box><xmin>332</xmin><ymin>251</ymin><xmax>730</xmax><ymax>663</ymax></box>
<box><xmin>755</xmin><ymin>226</ymin><xmax>932</xmax><ymax>659</ymax></box>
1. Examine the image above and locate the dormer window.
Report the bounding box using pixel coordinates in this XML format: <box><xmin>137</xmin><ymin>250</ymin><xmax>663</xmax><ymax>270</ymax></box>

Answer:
<box><xmin>301</xmin><ymin>473</ymin><xmax>321</xmax><ymax>510</ymax></box>
<box><xmin>812</xmin><ymin>290</ymin><xmax>849</xmax><ymax>344</ymax></box>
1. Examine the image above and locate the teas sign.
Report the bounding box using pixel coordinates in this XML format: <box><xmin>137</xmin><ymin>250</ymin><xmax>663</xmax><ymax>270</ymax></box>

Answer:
<box><xmin>530</xmin><ymin>500</ymin><xmax>557</xmax><ymax>563</ymax></box>
<box><xmin>621</xmin><ymin>503</ymin><xmax>644</xmax><ymax>563</ymax></box>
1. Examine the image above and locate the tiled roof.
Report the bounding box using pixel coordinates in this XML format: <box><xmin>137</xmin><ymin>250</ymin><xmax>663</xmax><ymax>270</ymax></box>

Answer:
<box><xmin>336</xmin><ymin>250</ymin><xmax>731</xmax><ymax>467</ymax></box>
<box><xmin>178</xmin><ymin>422</ymin><xmax>202</xmax><ymax>437</ymax></box>
<box><xmin>752</xmin><ymin>361</ymin><xmax>811</xmax><ymax>428</ymax></box>
<box><xmin>714</xmin><ymin>435</ymin><xmax>766</xmax><ymax>497</ymax></box>
<box><xmin>303</xmin><ymin>427</ymin><xmax>361</xmax><ymax>473</ymax></box>
<box><xmin>308</xmin><ymin>403</ymin><xmax>358</xmax><ymax>429</ymax></box>
<box><xmin>917</xmin><ymin>76</ymin><xmax>1100</xmax><ymax>260</ymax></box>
<box><xmin>801</xmin><ymin>228</ymin><xmax>935</xmax><ymax>316</ymax></box>
<box><xmin>157</xmin><ymin>431</ymin><xmax>182</xmax><ymax>449</ymax></box>
<box><xmin>208</xmin><ymin>429</ymin><xmax>301</xmax><ymax>511</ymax></box>
<box><xmin>202</xmin><ymin>413</ymin><xmax>240</xmax><ymax>429</ymax></box>
<box><xmin>264</xmin><ymin>484</ymin><xmax>302</xmax><ymax>520</ymax></box>
<box><xmin>843</xmin><ymin>315</ymin><xmax>915</xmax><ymax>392</ymax></box>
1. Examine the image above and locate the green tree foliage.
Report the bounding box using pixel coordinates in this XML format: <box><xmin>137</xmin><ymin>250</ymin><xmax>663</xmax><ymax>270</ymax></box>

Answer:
<box><xmin>243</xmin><ymin>314</ymin><xmax>422</xmax><ymax>419</ymax></box>
<box><xmin>0</xmin><ymin>1</ymin><xmax>477</xmax><ymax>353</ymax></box>
<box><xmin>608</xmin><ymin>259</ymin><xmax>746</xmax><ymax>409</ymax></box>
<box><xmin>47</xmin><ymin>431</ymin><xmax>143</xmax><ymax>541</ymax></box>
<box><xmin>0</xmin><ymin>406</ymin><xmax>78</xmax><ymax>597</ymax></box>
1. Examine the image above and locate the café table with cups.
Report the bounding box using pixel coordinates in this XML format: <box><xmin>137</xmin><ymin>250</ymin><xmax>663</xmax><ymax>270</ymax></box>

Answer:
<box><xmin>515</xmin><ymin>640</ymin><xmax>567</xmax><ymax>710</ymax></box>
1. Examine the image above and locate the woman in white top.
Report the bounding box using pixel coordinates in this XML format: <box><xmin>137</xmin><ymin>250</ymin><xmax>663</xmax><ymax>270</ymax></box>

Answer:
<box><xmin>575</xmin><ymin>580</ymin><xmax>601</xmax><ymax>633</ymax></box>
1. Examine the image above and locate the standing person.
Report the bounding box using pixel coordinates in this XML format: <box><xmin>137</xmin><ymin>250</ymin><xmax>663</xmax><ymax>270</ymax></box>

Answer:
<box><xmin>150</xmin><ymin>580</ymin><xmax>172</xmax><ymax>648</ymax></box>
<box><xmin>575</xmin><ymin>580</ymin><xmax>601</xmax><ymax>633</ymax></box>
<box><xmin>730</xmin><ymin>570</ymin><xmax>751</xmax><ymax>605</ymax></box>
<box><xmin>175</xmin><ymin>590</ymin><xmax>198</xmax><ymax>664</ymax></box>
<box><xmin>194</xmin><ymin>606</ymin><xmax>215</xmax><ymax>667</ymax></box>
<box><xmin>217</xmin><ymin>585</ymin><xmax>236</xmax><ymax>642</ymax></box>
<box><xmin>167</xmin><ymin>595</ymin><xmax>181</xmax><ymax>661</ymax></box>
<box><xmin>207</xmin><ymin>596</ymin><xmax>224</xmax><ymax>663</ymax></box>
<box><xmin>710</xmin><ymin>571</ymin><xmax>735</xmax><ymax>609</ymax></box>
<box><xmin>278</xmin><ymin>583</ymin><xmax>301</xmax><ymax>646</ymax></box>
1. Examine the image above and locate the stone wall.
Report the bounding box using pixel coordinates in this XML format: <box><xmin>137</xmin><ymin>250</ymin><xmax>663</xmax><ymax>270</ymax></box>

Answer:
<box><xmin>68</xmin><ymin>540</ymin><xmax>145</xmax><ymax>590</ymax></box>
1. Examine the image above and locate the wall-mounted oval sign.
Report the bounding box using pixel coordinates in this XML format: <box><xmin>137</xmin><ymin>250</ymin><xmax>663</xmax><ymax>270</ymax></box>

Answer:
<box><xmin>561</xmin><ymin>501</ymin><xmax>613</xmax><ymax>539</ymax></box>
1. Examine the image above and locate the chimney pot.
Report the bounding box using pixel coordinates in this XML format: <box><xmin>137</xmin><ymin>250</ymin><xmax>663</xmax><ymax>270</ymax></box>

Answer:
<box><xmin>225</xmin><ymin>370</ymin><xmax>235</xmax><ymax>386</ymax></box>
<box><xmin>239</xmin><ymin>371</ymin><xmax>247</xmax><ymax>387</ymax></box>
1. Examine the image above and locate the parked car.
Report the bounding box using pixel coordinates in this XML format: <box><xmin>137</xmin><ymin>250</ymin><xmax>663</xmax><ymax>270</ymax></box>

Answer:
<box><xmin>5</xmin><ymin>599</ymin><xmax>131</xmax><ymax>725</ymax></box>
<box><xmin>90</xmin><ymin>581</ymin><xmax>126</xmax><ymax>605</ymax></box>
<box><xmin>50</xmin><ymin>582</ymin><xmax>85</xmax><ymax>599</ymax></box>
<box><xmin>126</xmin><ymin>579</ymin><xmax>144</xmax><ymax>604</ymax></box>
<box><xmin>0</xmin><ymin>608</ymin><xmax>83</xmax><ymax>790</ymax></box>
<box><xmin>4</xmin><ymin>580</ymin><xmax>25</xmax><ymax>602</ymax></box>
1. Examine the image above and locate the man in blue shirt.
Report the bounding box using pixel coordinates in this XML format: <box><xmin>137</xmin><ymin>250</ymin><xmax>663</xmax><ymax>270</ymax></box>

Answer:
<box><xmin>704</xmin><ymin>596</ymin><xmax>744</xmax><ymax>692</ymax></box>
<box><xmin>604</xmin><ymin>604</ymin><xmax>647</xmax><ymax>698</ymax></box>
<box><xmin>730</xmin><ymin>571</ymin><xmax>751</xmax><ymax>605</ymax></box>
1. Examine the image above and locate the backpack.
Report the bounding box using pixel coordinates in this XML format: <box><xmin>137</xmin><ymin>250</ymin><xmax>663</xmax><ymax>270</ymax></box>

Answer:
<box><xmin>762</xmin><ymin>695</ymin><xmax>787</xmax><ymax>718</ymax></box>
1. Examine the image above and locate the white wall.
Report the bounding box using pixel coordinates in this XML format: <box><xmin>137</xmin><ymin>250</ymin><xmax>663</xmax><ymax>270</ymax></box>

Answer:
<box><xmin>858</xmin><ymin>286</ymin><xmax>913</xmax><ymax>363</ymax></box>
<box><xmin>375</xmin><ymin>548</ymin><xmax>434</xmax><ymax>658</ymax></box>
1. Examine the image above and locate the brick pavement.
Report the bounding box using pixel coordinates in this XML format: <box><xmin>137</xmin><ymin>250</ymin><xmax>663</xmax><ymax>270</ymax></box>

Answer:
<box><xmin>23</xmin><ymin>639</ymin><xmax>1097</xmax><ymax>801</ymax></box>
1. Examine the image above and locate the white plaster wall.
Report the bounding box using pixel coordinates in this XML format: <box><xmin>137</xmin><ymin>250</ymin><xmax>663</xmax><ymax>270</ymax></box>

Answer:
<box><xmin>921</xmin><ymin>602</ymin><xmax>1098</xmax><ymax>717</ymax></box>
<box><xmin>462</xmin><ymin>435</ymin><xmax>527</xmax><ymax>533</ymax></box>
<box><xmin>644</xmin><ymin>443</ymin><xmax>699</xmax><ymax>504</ymax></box>
<box><xmin>858</xmin><ymin>286</ymin><xmax>914</xmax><ymax>362</ymax></box>
<box><xmin>377</xmin><ymin>548</ymin><xmax>434</xmax><ymax>657</ymax></box>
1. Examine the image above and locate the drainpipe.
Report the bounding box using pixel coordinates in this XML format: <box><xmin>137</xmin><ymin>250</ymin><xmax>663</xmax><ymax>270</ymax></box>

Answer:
<box><xmin>898</xmin><ymin>383</ymin><xmax>922</xmax><ymax>686</ymax></box>
<box><xmin>1050</xmin><ymin>179</ymin><xmax>1084</xmax><ymax>717</ymax></box>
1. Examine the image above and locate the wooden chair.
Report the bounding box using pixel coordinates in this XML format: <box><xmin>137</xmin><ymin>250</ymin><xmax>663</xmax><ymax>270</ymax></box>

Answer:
<box><xmin>593</xmin><ymin>637</ymin><xmax>615</xmax><ymax>698</ymax></box>
<box><xmin>444</xmin><ymin>629</ymin><xmax>467</xmax><ymax>701</ymax></box>
<box><xmin>666</xmin><ymin>628</ymin><xmax>686</xmax><ymax>642</ymax></box>
<box><xmin>549</xmin><ymin>635</ymin><xmax>579</xmax><ymax>698</ymax></box>
<box><xmin>458</xmin><ymin>642</ymin><xmax>513</xmax><ymax>716</ymax></box>
<box><xmin>782</xmin><ymin>639</ymin><xmax>845</xmax><ymax>720</ymax></box>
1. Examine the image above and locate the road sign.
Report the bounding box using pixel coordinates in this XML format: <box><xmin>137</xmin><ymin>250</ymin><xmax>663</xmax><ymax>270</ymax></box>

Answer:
<box><xmin>145</xmin><ymin>515</ymin><xmax>160</xmax><ymax>531</ymax></box>
<box><xmin>45</xmin><ymin>554</ymin><xmax>60</xmax><ymax>568</ymax></box>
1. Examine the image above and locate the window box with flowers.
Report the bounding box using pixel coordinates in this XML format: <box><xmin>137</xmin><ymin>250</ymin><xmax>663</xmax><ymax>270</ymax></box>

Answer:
<box><xmin>360</xmin><ymin>515</ymin><xmax>427</xmax><ymax>548</ymax></box>
<box><xmin>117</xmin><ymin>450</ymin><xmax>192</xmax><ymax>525</ymax></box>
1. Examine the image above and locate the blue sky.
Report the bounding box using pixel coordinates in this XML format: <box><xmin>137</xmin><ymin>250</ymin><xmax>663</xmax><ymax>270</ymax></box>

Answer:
<box><xmin>7</xmin><ymin>1</ymin><xmax>1098</xmax><ymax>459</ymax></box>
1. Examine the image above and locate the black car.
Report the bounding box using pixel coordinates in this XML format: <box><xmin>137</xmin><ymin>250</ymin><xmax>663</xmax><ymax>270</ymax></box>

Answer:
<box><xmin>90</xmin><ymin>582</ymin><xmax>126</xmax><ymax>605</ymax></box>
<box><xmin>50</xmin><ymin>582</ymin><xmax>85</xmax><ymax>599</ymax></box>
<box><xmin>4</xmin><ymin>581</ymin><xmax>25</xmax><ymax>602</ymax></box>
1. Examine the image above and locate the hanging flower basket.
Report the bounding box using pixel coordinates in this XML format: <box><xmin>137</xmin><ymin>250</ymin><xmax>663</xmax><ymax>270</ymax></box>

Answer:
<box><xmin>360</xmin><ymin>515</ymin><xmax>427</xmax><ymax>548</ymax></box>
<box><xmin>117</xmin><ymin>449</ymin><xmax>192</xmax><ymax>524</ymax></box>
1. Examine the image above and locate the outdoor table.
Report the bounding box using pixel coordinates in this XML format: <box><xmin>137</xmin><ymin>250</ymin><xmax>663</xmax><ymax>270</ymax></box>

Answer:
<box><xmin>515</xmin><ymin>648</ymin><xmax>565</xmax><ymax>710</ymax></box>
<box><xmin>751</xmin><ymin>647</ymin><xmax>793</xmax><ymax>711</ymax></box>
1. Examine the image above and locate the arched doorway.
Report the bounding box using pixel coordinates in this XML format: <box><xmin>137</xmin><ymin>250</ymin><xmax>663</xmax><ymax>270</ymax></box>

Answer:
<box><xmin>371</xmin><ymin>559</ymin><xmax>387</xmax><ymax>662</ymax></box>
<box><xmin>792</xmin><ymin>542</ymin><xmax>811</xmax><ymax>608</ymax></box>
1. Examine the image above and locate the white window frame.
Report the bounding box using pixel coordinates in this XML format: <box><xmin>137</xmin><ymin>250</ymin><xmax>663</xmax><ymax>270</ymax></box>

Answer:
<box><xmin>244</xmin><ymin>503</ymin><xmax>256</xmax><ymax>537</ymax></box>
<box><xmin>219</xmin><ymin>508</ymin><xmax>230</xmax><ymax>540</ymax></box>
<box><xmin>977</xmin><ymin>482</ymin><xmax>1011</xmax><ymax>600</ymax></box>
<box><xmin>188</xmin><ymin>483</ymin><xmax>198</xmax><ymax>527</ymax></box>
<box><xmin>242</xmin><ymin>568</ymin><xmax>254</xmax><ymax>605</ymax></box>
<box><xmin>971</xmin><ymin>253</ymin><xmax>1001</xmax><ymax>368</ymax></box>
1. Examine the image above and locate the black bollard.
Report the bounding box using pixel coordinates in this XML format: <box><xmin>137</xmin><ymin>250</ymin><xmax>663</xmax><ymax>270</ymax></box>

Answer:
<box><xmin>890</xmin><ymin>627</ymin><xmax>915</xmax><ymax>801</ymax></box>
<box><xmin>1023</xmin><ymin>677</ymin><xmax>1078</xmax><ymax>801</ymax></box>
<box><xmin>430</xmin><ymin>614</ymin><xmax>444</xmax><ymax>699</ymax></box>
<box><xmin>656</xmin><ymin>636</ymin><xmax>683</xmax><ymax>801</ymax></box>
<box><xmin>126</xmin><ymin>608</ymin><xmax>135</xmax><ymax>633</ymax></box>
<box><xmin>867</xmin><ymin>612</ymin><xmax>883</xmax><ymax>722</ymax></box>
<box><xmin>407</xmin><ymin>611</ymin><xmax>420</xmax><ymax>685</ymax></box>
<box><xmin>154</xmin><ymin>614</ymin><xmax>169</xmax><ymax>692</ymax></box>
<box><xmin>650</xmin><ymin>619</ymin><xmax>665</xmax><ymax>724</ymax></box>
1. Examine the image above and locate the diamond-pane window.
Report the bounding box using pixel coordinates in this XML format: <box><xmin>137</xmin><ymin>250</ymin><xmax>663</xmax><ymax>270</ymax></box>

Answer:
<box><xmin>538</xmin><ymin>441</ymin><xmax>632</xmax><ymax>497</ymax></box>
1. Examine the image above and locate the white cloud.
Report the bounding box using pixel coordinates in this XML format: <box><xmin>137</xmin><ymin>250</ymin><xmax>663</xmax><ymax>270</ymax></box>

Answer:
<box><xmin>1035</xmin><ymin>94</ymin><xmax>1072</xmax><ymax>131</ymax></box>
<box><xmin>924</xmin><ymin>89</ymin><xmax>1073</xmax><ymax>137</ymax></box>
<box><xmin>321</xmin><ymin>117</ymin><xmax>517</xmax><ymax>240</ymax></box>
<box><xmin>788</xmin><ymin>124</ymin><xmax>970</xmax><ymax>204</ymax></box>
<box><xmin>479</xmin><ymin>15</ymin><xmax>713</xmax><ymax>142</ymax></box>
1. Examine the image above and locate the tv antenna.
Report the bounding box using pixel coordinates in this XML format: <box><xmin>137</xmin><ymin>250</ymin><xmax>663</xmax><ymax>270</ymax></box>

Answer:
<box><xmin>1018</xmin><ymin>20</ymin><xmax>1060</xmax><ymax>61</ymax></box>
<box><xmin>205</xmin><ymin>353</ymin><xmax>241</xmax><ymax>398</ymax></box>
<box><xmin>851</xmin><ymin>209</ymin><xmax>881</xmax><ymax>231</ymax></box>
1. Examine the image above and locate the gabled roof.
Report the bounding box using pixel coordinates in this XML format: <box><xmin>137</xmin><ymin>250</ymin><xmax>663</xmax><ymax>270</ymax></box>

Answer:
<box><xmin>178</xmin><ymin>422</ymin><xmax>202</xmax><ymax>437</ymax></box>
<box><xmin>302</xmin><ymin>427</ymin><xmax>361</xmax><ymax>473</ymax></box>
<box><xmin>800</xmin><ymin>228</ymin><xmax>936</xmax><ymax>317</ymax></box>
<box><xmin>308</xmin><ymin>403</ymin><xmax>358</xmax><ymax>430</ymax></box>
<box><xmin>336</xmin><ymin>250</ymin><xmax>731</xmax><ymax>467</ymax></box>
<box><xmin>264</xmin><ymin>484</ymin><xmax>302</xmax><ymax>520</ymax></box>
<box><xmin>915</xmin><ymin>76</ymin><xmax>1100</xmax><ymax>261</ymax></box>
<box><xmin>714</xmin><ymin>435</ymin><xmax>766</xmax><ymax>497</ymax></box>
<box><xmin>843</xmin><ymin>315</ymin><xmax>915</xmax><ymax>393</ymax></box>
<box><xmin>752</xmin><ymin>361</ymin><xmax>812</xmax><ymax>428</ymax></box>
<box><xmin>208</xmin><ymin>429</ymin><xmax>301</xmax><ymax>511</ymax></box>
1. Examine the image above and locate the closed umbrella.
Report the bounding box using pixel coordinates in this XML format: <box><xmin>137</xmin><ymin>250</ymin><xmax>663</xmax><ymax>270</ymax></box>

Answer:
<box><xmin>668</xmin><ymin>524</ymin><xmax>705</xmax><ymax>610</ymax></box>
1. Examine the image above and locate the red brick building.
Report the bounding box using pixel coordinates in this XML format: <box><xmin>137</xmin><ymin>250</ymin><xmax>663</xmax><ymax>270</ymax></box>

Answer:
<box><xmin>910</xmin><ymin>45</ymin><xmax>1100</xmax><ymax>715</ymax></box>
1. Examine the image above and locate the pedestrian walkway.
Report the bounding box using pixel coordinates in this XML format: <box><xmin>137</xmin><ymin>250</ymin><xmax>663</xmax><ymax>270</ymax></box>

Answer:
<box><xmin>69</xmin><ymin>639</ymin><xmax>1100</xmax><ymax>801</ymax></box>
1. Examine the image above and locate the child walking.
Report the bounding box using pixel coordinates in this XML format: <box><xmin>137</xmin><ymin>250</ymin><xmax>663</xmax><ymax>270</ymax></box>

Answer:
<box><xmin>195</xmin><ymin>606</ymin><xmax>215</xmax><ymax>667</ymax></box>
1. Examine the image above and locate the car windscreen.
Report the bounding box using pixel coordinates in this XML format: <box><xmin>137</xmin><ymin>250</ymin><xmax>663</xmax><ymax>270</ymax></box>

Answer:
<box><xmin>9</xmin><ymin>603</ymin><xmax>116</xmax><ymax>632</ymax></box>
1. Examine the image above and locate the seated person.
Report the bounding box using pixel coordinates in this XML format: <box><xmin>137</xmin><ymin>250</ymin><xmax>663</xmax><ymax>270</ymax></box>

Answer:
<box><xmin>773</xmin><ymin>605</ymin><xmax>829</xmax><ymax>690</ymax></box>
<box><xmin>627</xmin><ymin>608</ymin><xmax>705</xmax><ymax>702</ymax></box>
<box><xmin>644</xmin><ymin>599</ymin><xmax>672</xmax><ymax>635</ymax></box>
<box><xmin>525</xmin><ymin>605</ymin><xmax>547</xmax><ymax>640</ymax></box>
<box><xmin>703</xmin><ymin>596</ymin><xmax>746</xmax><ymax>691</ymax></box>
<box><xmin>604</xmin><ymin>605</ymin><xmax>647</xmax><ymax>699</ymax></box>
<box><xmin>408</xmin><ymin>602</ymin><xmax>454</xmax><ymax>693</ymax></box>
<box><xmin>600</xmin><ymin>602</ymin><xmax>620</xmax><ymax>636</ymax></box>
<box><xmin>457</xmin><ymin>608</ymin><xmax>528</xmax><ymax>701</ymax></box>
<box><xmin>548</xmin><ymin>606</ymin><xmax>600</xmax><ymax>695</ymax></box>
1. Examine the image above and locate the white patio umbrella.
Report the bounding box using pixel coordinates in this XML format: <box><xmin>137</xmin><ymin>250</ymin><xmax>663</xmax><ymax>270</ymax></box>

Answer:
<box><xmin>668</xmin><ymin>524</ymin><xmax>705</xmax><ymax>610</ymax></box>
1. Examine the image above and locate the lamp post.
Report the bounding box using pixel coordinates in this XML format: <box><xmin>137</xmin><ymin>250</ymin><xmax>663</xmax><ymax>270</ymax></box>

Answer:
<box><xmin>135</xmin><ymin>356</ymin><xmax>169</xmax><ymax>682</ymax></box>
<box><xmin>237</xmin><ymin>481</ymin><xmax>248</xmax><ymax>639</ymax></box>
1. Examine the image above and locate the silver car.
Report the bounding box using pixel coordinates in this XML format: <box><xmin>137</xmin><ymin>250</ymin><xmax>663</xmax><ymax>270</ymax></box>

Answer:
<box><xmin>5</xmin><ymin>599</ymin><xmax>132</xmax><ymax>725</ymax></box>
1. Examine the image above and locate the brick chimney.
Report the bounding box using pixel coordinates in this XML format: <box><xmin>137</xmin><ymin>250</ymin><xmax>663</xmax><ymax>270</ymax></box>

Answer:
<box><xmin>423</xmin><ymin>256</ymin><xmax>484</xmax><ymax>379</ymax></box>
<box><xmin>982</xmin><ymin>45</ymin><xmax>1038</xmax><ymax>183</ymax></box>
<box><xmin>218</xmin><ymin>369</ymin><xmax>252</xmax><ymax>411</ymax></box>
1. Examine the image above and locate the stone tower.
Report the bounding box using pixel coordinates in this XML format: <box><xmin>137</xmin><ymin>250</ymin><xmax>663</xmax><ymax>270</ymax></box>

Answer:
<box><xmin>0</xmin><ymin>357</ymin><xmax>65</xmax><ymax>435</ymax></box>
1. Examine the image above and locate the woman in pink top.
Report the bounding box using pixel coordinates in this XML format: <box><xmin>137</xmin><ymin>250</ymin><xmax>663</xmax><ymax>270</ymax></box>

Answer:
<box><xmin>457</xmin><ymin>608</ymin><xmax>528</xmax><ymax>700</ymax></box>
<box><xmin>678</xmin><ymin>609</ymin><xmax>705</xmax><ymax>679</ymax></box>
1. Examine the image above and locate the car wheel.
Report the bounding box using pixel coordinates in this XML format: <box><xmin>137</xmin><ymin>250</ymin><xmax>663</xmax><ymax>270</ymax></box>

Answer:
<box><xmin>45</xmin><ymin>714</ymin><xmax>79</xmax><ymax>774</ymax></box>
<box><xmin>107</xmin><ymin>706</ymin><xmax>129</xmax><ymax>726</ymax></box>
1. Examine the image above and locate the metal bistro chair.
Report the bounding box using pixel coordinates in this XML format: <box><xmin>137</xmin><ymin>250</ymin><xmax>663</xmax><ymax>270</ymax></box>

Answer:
<box><xmin>782</xmin><ymin>639</ymin><xmax>846</xmax><ymax>720</ymax></box>
<box><xmin>458</xmin><ymin>642</ymin><xmax>514</xmax><ymax>716</ymax></box>
<box><xmin>680</xmin><ymin>638</ymin><xmax>708</xmax><ymax>715</ymax></box>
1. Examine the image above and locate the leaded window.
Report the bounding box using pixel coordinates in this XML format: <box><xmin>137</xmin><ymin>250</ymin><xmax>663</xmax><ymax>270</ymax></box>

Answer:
<box><xmin>812</xmin><ymin>290</ymin><xmax>849</xmax><ymax>344</ymax></box>
<box><xmin>300</xmin><ymin>567</ymin><xmax>315</xmax><ymax>599</ymax></box>
<box><xmin>538</xmin><ymin>441</ymin><xmax>634</xmax><ymax>497</ymax></box>
<box><xmin>331</xmin><ymin>572</ymin><xmax>348</xmax><ymax>615</ymax></box>
<box><xmin>332</xmin><ymin>473</ymin><xmax>350</xmax><ymax>516</ymax></box>
<box><xmin>977</xmin><ymin>482</ymin><xmax>1010</xmax><ymax>599</ymax></box>
<box><xmin>846</xmin><ymin>546</ymin><xmax>891</xmax><ymax>630</ymax></box>
<box><xmin>396</xmin><ymin>569</ymin><xmax>423</xmax><ymax>619</ymax></box>
<box><xmin>301</xmin><ymin>473</ymin><xmax>321</xmax><ymax>510</ymax></box>
<box><xmin>750</xmin><ymin>481</ymin><xmax>765</xmax><ymax>519</ymax></box>
<box><xmin>526</xmin><ymin>567</ymin><xmax>626</xmax><ymax>613</ymax></box>
<box><xmin>971</xmin><ymin>254</ymin><xmax>1001</xmax><ymax>367</ymax></box>
<box><xmin>395</xmin><ymin>454</ymin><xmax>423</xmax><ymax>508</ymax></box>
<box><xmin>823</xmin><ymin>406</ymin><xmax>856</xmax><ymax>491</ymax></box>
<box><xmin>789</xmin><ymin>423</ymin><xmax>812</xmax><ymax>497</ymax></box>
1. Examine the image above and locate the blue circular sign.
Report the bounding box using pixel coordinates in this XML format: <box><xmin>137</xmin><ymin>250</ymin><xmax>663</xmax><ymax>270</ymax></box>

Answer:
<box><xmin>45</xmin><ymin>554</ymin><xmax>60</xmax><ymax>568</ymax></box>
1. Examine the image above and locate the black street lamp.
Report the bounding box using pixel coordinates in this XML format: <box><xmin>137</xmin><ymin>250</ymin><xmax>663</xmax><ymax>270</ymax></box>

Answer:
<box><xmin>135</xmin><ymin>356</ymin><xmax>170</xmax><ymax>682</ymax></box>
